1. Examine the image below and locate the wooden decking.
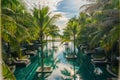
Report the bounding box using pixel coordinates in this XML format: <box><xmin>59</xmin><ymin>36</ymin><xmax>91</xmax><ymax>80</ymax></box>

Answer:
<box><xmin>66</xmin><ymin>55</ymin><xmax>77</xmax><ymax>59</ymax></box>
<box><xmin>36</xmin><ymin>66</ymin><xmax>53</xmax><ymax>78</ymax></box>
<box><xmin>36</xmin><ymin>66</ymin><xmax>53</xmax><ymax>73</ymax></box>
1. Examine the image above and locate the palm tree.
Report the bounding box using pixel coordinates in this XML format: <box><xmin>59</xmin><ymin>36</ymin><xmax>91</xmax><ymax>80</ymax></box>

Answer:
<box><xmin>79</xmin><ymin>0</ymin><xmax>120</xmax><ymax>51</ymax></box>
<box><xmin>2</xmin><ymin>0</ymin><xmax>40</xmax><ymax>59</ymax></box>
<box><xmin>63</xmin><ymin>17</ymin><xmax>79</xmax><ymax>80</ymax></box>
<box><xmin>61</xmin><ymin>28</ymin><xmax>71</xmax><ymax>43</ymax></box>
<box><xmin>44</xmin><ymin>25</ymin><xmax>60</xmax><ymax>57</ymax></box>
<box><xmin>66</xmin><ymin>17</ymin><xmax>79</xmax><ymax>55</ymax></box>
<box><xmin>78</xmin><ymin>0</ymin><xmax>119</xmax><ymax>77</ymax></box>
<box><xmin>48</xmin><ymin>25</ymin><xmax>60</xmax><ymax>47</ymax></box>
<box><xmin>48</xmin><ymin>25</ymin><xmax>60</xmax><ymax>66</ymax></box>
<box><xmin>1</xmin><ymin>0</ymin><xmax>40</xmax><ymax>79</ymax></box>
<box><xmin>77</xmin><ymin>12</ymin><xmax>95</xmax><ymax>46</ymax></box>
<box><xmin>1</xmin><ymin>0</ymin><xmax>35</xmax><ymax>79</ymax></box>
<box><xmin>32</xmin><ymin>6</ymin><xmax>61</xmax><ymax>80</ymax></box>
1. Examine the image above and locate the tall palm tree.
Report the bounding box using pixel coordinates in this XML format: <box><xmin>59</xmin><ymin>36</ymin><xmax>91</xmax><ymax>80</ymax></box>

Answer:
<box><xmin>1</xmin><ymin>0</ymin><xmax>37</xmax><ymax>79</ymax></box>
<box><xmin>2</xmin><ymin>0</ymin><xmax>39</xmax><ymax>59</ymax></box>
<box><xmin>61</xmin><ymin>27</ymin><xmax>71</xmax><ymax>43</ymax></box>
<box><xmin>79</xmin><ymin>0</ymin><xmax>119</xmax><ymax>51</ymax></box>
<box><xmin>63</xmin><ymin>17</ymin><xmax>79</xmax><ymax>80</ymax></box>
<box><xmin>66</xmin><ymin>17</ymin><xmax>79</xmax><ymax>55</ymax></box>
<box><xmin>32</xmin><ymin>6</ymin><xmax>61</xmax><ymax>80</ymax></box>
<box><xmin>1</xmin><ymin>0</ymin><xmax>43</xmax><ymax>80</ymax></box>
<box><xmin>44</xmin><ymin>25</ymin><xmax>60</xmax><ymax>57</ymax></box>
<box><xmin>78</xmin><ymin>0</ymin><xmax>119</xmax><ymax>77</ymax></box>
<box><xmin>48</xmin><ymin>25</ymin><xmax>60</xmax><ymax>47</ymax></box>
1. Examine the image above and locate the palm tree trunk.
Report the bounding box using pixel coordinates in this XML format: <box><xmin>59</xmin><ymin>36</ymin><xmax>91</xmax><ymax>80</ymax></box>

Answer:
<box><xmin>52</xmin><ymin>37</ymin><xmax>54</xmax><ymax>58</ymax></box>
<box><xmin>40</xmin><ymin>31</ymin><xmax>44</xmax><ymax>80</ymax></box>
<box><xmin>46</xmin><ymin>35</ymin><xmax>48</xmax><ymax>57</ymax></box>
<box><xmin>73</xmin><ymin>33</ymin><xmax>76</xmax><ymax>80</ymax></box>
<box><xmin>118</xmin><ymin>39</ymin><xmax>120</xmax><ymax>79</ymax></box>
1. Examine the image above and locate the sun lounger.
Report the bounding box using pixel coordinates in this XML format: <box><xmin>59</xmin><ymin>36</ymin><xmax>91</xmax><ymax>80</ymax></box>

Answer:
<box><xmin>13</xmin><ymin>58</ymin><xmax>30</xmax><ymax>67</ymax></box>
<box><xmin>66</xmin><ymin>55</ymin><xmax>77</xmax><ymax>59</ymax></box>
<box><xmin>25</xmin><ymin>50</ymin><xmax>37</xmax><ymax>56</ymax></box>
<box><xmin>91</xmin><ymin>57</ymin><xmax>106</xmax><ymax>61</ymax></box>
<box><xmin>91</xmin><ymin>58</ymin><xmax>110</xmax><ymax>66</ymax></box>
<box><xmin>84</xmin><ymin>50</ymin><xmax>95</xmax><ymax>55</ymax></box>
<box><xmin>94</xmin><ymin>47</ymin><xmax>105</xmax><ymax>54</ymax></box>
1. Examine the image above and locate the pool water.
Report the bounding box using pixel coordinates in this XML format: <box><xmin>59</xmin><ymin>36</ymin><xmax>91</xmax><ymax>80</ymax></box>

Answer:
<box><xmin>14</xmin><ymin>42</ymin><xmax>115</xmax><ymax>80</ymax></box>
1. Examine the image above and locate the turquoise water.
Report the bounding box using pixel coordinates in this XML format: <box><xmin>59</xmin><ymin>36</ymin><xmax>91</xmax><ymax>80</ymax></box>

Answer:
<box><xmin>78</xmin><ymin>50</ymin><xmax>115</xmax><ymax>80</ymax></box>
<box><xmin>14</xmin><ymin>55</ymin><xmax>39</xmax><ymax>80</ymax></box>
<box><xmin>14</xmin><ymin>42</ymin><xmax>115</xmax><ymax>80</ymax></box>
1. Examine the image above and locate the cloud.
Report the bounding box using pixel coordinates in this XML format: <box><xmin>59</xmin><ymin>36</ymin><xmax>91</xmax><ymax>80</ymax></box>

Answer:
<box><xmin>23</xmin><ymin>0</ymin><xmax>63</xmax><ymax>12</ymax></box>
<box><xmin>57</xmin><ymin>0</ymin><xmax>93</xmax><ymax>18</ymax></box>
<box><xmin>53</xmin><ymin>12</ymin><xmax>69</xmax><ymax>32</ymax></box>
<box><xmin>22</xmin><ymin>0</ymin><xmax>93</xmax><ymax>32</ymax></box>
<box><xmin>23</xmin><ymin>0</ymin><xmax>66</xmax><ymax>30</ymax></box>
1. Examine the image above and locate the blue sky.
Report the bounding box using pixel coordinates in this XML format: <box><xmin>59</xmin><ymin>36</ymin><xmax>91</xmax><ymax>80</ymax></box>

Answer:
<box><xmin>23</xmin><ymin>0</ymin><xmax>92</xmax><ymax>30</ymax></box>
<box><xmin>57</xmin><ymin>0</ymin><xmax>80</xmax><ymax>18</ymax></box>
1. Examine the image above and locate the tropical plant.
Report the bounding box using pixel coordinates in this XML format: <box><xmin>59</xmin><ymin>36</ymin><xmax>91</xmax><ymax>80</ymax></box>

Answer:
<box><xmin>64</xmin><ymin>17</ymin><xmax>79</xmax><ymax>53</ymax></box>
<box><xmin>44</xmin><ymin>24</ymin><xmax>60</xmax><ymax>56</ymax></box>
<box><xmin>77</xmin><ymin>0</ymin><xmax>119</xmax><ymax>76</ymax></box>
<box><xmin>1</xmin><ymin>0</ymin><xmax>39</xmax><ymax>59</ymax></box>
<box><xmin>32</xmin><ymin>6</ymin><xmax>61</xmax><ymax>79</ymax></box>
<box><xmin>2</xmin><ymin>61</ymin><xmax>16</xmax><ymax>80</ymax></box>
<box><xmin>78</xmin><ymin>0</ymin><xmax>120</xmax><ymax>51</ymax></box>
<box><xmin>1</xmin><ymin>0</ymin><xmax>40</xmax><ymax>79</ymax></box>
<box><xmin>62</xmin><ymin>17</ymin><xmax>79</xmax><ymax>80</ymax></box>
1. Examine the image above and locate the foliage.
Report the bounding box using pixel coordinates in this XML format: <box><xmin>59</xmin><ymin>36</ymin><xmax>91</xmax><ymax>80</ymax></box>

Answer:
<box><xmin>1</xmin><ymin>0</ymin><xmax>39</xmax><ymax>58</ymax></box>
<box><xmin>61</xmin><ymin>68</ymin><xmax>71</xmax><ymax>76</ymax></box>
<box><xmin>62</xmin><ymin>17</ymin><xmax>79</xmax><ymax>45</ymax></box>
<box><xmin>77</xmin><ymin>0</ymin><xmax>120</xmax><ymax>51</ymax></box>
<box><xmin>2</xmin><ymin>62</ymin><xmax>16</xmax><ymax>80</ymax></box>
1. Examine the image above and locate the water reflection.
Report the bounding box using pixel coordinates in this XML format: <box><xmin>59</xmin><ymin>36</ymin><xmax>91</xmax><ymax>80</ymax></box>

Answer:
<box><xmin>46</xmin><ymin>42</ymin><xmax>82</xmax><ymax>80</ymax></box>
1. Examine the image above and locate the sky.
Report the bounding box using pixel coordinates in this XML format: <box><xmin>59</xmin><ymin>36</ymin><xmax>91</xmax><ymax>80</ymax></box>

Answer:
<box><xmin>23</xmin><ymin>0</ymin><xmax>93</xmax><ymax>31</ymax></box>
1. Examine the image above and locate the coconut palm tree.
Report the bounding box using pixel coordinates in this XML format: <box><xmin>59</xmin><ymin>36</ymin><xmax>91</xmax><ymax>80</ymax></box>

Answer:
<box><xmin>78</xmin><ymin>0</ymin><xmax>119</xmax><ymax>77</ymax></box>
<box><xmin>61</xmin><ymin>28</ymin><xmax>71</xmax><ymax>43</ymax></box>
<box><xmin>2</xmin><ymin>0</ymin><xmax>40</xmax><ymax>59</ymax></box>
<box><xmin>32</xmin><ymin>6</ymin><xmax>61</xmax><ymax>80</ymax></box>
<box><xmin>1</xmin><ymin>0</ymin><xmax>33</xmax><ymax>79</ymax></box>
<box><xmin>48</xmin><ymin>25</ymin><xmax>60</xmax><ymax>47</ymax></box>
<box><xmin>44</xmin><ymin>24</ymin><xmax>60</xmax><ymax>57</ymax></box>
<box><xmin>79</xmin><ymin>0</ymin><xmax>120</xmax><ymax>51</ymax></box>
<box><xmin>65</xmin><ymin>17</ymin><xmax>79</xmax><ymax>55</ymax></box>
<box><xmin>63</xmin><ymin>17</ymin><xmax>79</xmax><ymax>80</ymax></box>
